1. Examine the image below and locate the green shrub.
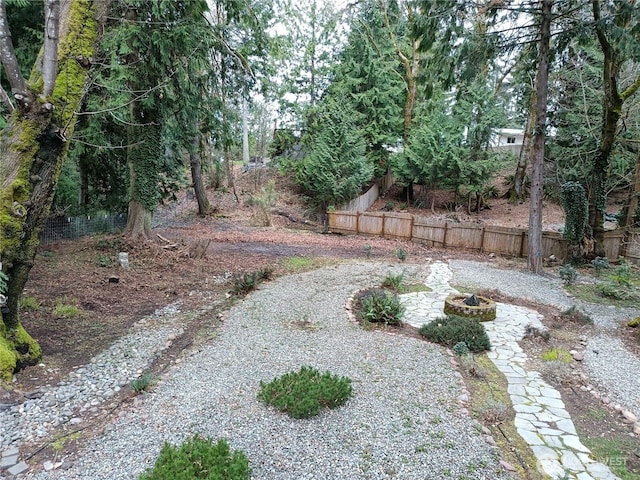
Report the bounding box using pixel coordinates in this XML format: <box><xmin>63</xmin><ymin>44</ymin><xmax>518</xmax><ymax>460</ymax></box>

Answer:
<box><xmin>96</xmin><ymin>253</ymin><xmax>113</xmax><ymax>267</ymax></box>
<box><xmin>257</xmin><ymin>366</ymin><xmax>352</xmax><ymax>419</ymax></box>
<box><xmin>382</xmin><ymin>201</ymin><xmax>395</xmax><ymax>211</ymax></box>
<box><xmin>131</xmin><ymin>373</ymin><xmax>155</xmax><ymax>393</ymax></box>
<box><xmin>139</xmin><ymin>435</ymin><xmax>250</xmax><ymax>480</ymax></box>
<box><xmin>597</xmin><ymin>282</ymin><xmax>632</xmax><ymax>300</ymax></box>
<box><xmin>419</xmin><ymin>315</ymin><xmax>491</xmax><ymax>353</ymax></box>
<box><xmin>541</xmin><ymin>348</ymin><xmax>572</xmax><ymax>364</ymax></box>
<box><xmin>20</xmin><ymin>296</ymin><xmax>40</xmax><ymax>311</ymax></box>
<box><xmin>359</xmin><ymin>290</ymin><xmax>405</xmax><ymax>326</ymax></box>
<box><xmin>559</xmin><ymin>264</ymin><xmax>578</xmax><ymax>285</ymax></box>
<box><xmin>591</xmin><ymin>256</ymin><xmax>609</xmax><ymax>277</ymax></box>
<box><xmin>396</xmin><ymin>248</ymin><xmax>407</xmax><ymax>262</ymax></box>
<box><xmin>362</xmin><ymin>244</ymin><xmax>372</xmax><ymax>259</ymax></box>
<box><xmin>560</xmin><ymin>306</ymin><xmax>593</xmax><ymax>325</ymax></box>
<box><xmin>453</xmin><ymin>342</ymin><xmax>470</xmax><ymax>356</ymax></box>
<box><xmin>609</xmin><ymin>258</ymin><xmax>632</xmax><ymax>286</ymax></box>
<box><xmin>381</xmin><ymin>272</ymin><xmax>404</xmax><ymax>291</ymax></box>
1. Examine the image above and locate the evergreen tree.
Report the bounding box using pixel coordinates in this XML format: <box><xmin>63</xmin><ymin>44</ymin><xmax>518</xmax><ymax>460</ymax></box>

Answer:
<box><xmin>296</xmin><ymin>95</ymin><xmax>372</xmax><ymax>211</ymax></box>
<box><xmin>329</xmin><ymin>0</ymin><xmax>405</xmax><ymax>177</ymax></box>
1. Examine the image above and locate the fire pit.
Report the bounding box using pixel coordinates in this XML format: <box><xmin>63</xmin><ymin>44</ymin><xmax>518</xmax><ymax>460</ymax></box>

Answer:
<box><xmin>443</xmin><ymin>293</ymin><xmax>496</xmax><ymax>321</ymax></box>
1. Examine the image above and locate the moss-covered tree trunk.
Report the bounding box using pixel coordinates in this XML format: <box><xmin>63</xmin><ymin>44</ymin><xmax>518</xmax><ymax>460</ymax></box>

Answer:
<box><xmin>124</xmin><ymin>104</ymin><xmax>160</xmax><ymax>240</ymax></box>
<box><xmin>0</xmin><ymin>0</ymin><xmax>102</xmax><ymax>381</ymax></box>
<box><xmin>588</xmin><ymin>0</ymin><xmax>640</xmax><ymax>257</ymax></box>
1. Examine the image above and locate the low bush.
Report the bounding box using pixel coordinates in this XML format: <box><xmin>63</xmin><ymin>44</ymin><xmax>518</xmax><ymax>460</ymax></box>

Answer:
<box><xmin>257</xmin><ymin>366</ymin><xmax>352</xmax><ymax>419</ymax></box>
<box><xmin>597</xmin><ymin>281</ymin><xmax>634</xmax><ymax>300</ymax></box>
<box><xmin>231</xmin><ymin>267</ymin><xmax>274</xmax><ymax>296</ymax></box>
<box><xmin>359</xmin><ymin>290</ymin><xmax>405</xmax><ymax>326</ymax></box>
<box><xmin>131</xmin><ymin>373</ymin><xmax>155</xmax><ymax>393</ymax></box>
<box><xmin>560</xmin><ymin>306</ymin><xmax>593</xmax><ymax>325</ymax></box>
<box><xmin>139</xmin><ymin>435</ymin><xmax>250</xmax><ymax>480</ymax></box>
<box><xmin>541</xmin><ymin>348</ymin><xmax>572</xmax><ymax>364</ymax></box>
<box><xmin>591</xmin><ymin>256</ymin><xmax>609</xmax><ymax>277</ymax></box>
<box><xmin>559</xmin><ymin>264</ymin><xmax>578</xmax><ymax>285</ymax></box>
<box><xmin>419</xmin><ymin>315</ymin><xmax>491</xmax><ymax>353</ymax></box>
<box><xmin>381</xmin><ymin>272</ymin><xmax>404</xmax><ymax>291</ymax></box>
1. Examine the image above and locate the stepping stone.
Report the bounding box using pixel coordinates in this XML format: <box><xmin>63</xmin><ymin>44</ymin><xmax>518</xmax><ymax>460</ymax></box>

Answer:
<box><xmin>1</xmin><ymin>455</ymin><xmax>18</xmax><ymax>468</ymax></box>
<box><xmin>8</xmin><ymin>461</ymin><xmax>29</xmax><ymax>476</ymax></box>
<box><xmin>561</xmin><ymin>450</ymin><xmax>585</xmax><ymax>472</ymax></box>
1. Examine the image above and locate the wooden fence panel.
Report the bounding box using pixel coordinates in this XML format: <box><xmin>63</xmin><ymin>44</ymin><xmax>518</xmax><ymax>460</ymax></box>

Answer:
<box><xmin>482</xmin><ymin>226</ymin><xmax>524</xmax><ymax>256</ymax></box>
<box><xmin>382</xmin><ymin>213</ymin><xmax>413</xmax><ymax>238</ymax></box>
<box><xmin>412</xmin><ymin>220</ymin><xmax>446</xmax><ymax>246</ymax></box>
<box><xmin>540</xmin><ymin>232</ymin><xmax>569</xmax><ymax>260</ymax></box>
<box><xmin>343</xmin><ymin>184</ymin><xmax>379</xmax><ymax>212</ymax></box>
<box><xmin>327</xmin><ymin>211</ymin><xmax>358</xmax><ymax>234</ymax></box>
<box><xmin>604</xmin><ymin>230</ymin><xmax>624</xmax><ymax>260</ymax></box>
<box><xmin>358</xmin><ymin>212</ymin><xmax>385</xmax><ymax>236</ymax></box>
<box><xmin>444</xmin><ymin>223</ymin><xmax>483</xmax><ymax>250</ymax></box>
<box><xmin>624</xmin><ymin>229</ymin><xmax>640</xmax><ymax>264</ymax></box>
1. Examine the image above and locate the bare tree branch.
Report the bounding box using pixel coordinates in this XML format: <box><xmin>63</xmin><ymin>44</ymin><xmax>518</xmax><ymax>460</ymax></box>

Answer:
<box><xmin>0</xmin><ymin>0</ymin><xmax>27</xmax><ymax>96</ymax></box>
<box><xmin>42</xmin><ymin>0</ymin><xmax>61</xmax><ymax>97</ymax></box>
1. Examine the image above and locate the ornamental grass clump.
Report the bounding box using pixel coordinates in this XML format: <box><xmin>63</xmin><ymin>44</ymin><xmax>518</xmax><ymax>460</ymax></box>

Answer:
<box><xmin>138</xmin><ymin>435</ymin><xmax>250</xmax><ymax>480</ymax></box>
<box><xmin>419</xmin><ymin>315</ymin><xmax>491</xmax><ymax>353</ymax></box>
<box><xmin>257</xmin><ymin>366</ymin><xmax>353</xmax><ymax>419</ymax></box>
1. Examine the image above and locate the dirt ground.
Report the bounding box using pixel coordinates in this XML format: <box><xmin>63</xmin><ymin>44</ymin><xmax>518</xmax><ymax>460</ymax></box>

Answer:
<box><xmin>3</xmin><ymin>167</ymin><xmax>639</xmax><ymax>478</ymax></box>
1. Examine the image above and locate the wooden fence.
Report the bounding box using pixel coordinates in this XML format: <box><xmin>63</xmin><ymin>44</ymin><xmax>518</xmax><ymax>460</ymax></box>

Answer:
<box><xmin>340</xmin><ymin>171</ymin><xmax>396</xmax><ymax>212</ymax></box>
<box><xmin>327</xmin><ymin>210</ymin><xmax>640</xmax><ymax>264</ymax></box>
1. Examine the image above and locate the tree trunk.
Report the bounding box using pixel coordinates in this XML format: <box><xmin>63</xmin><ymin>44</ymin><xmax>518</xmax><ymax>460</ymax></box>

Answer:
<box><xmin>190</xmin><ymin>134</ymin><xmax>212</xmax><ymax>216</ymax></box>
<box><xmin>510</xmin><ymin>87</ymin><xmax>537</xmax><ymax>202</ymax></box>
<box><xmin>124</xmin><ymin>200</ymin><xmax>152</xmax><ymax>239</ymax></box>
<box><xmin>620</xmin><ymin>149</ymin><xmax>640</xmax><ymax>228</ymax></box>
<box><xmin>0</xmin><ymin>0</ymin><xmax>102</xmax><ymax>380</ymax></box>
<box><xmin>242</xmin><ymin>97</ymin><xmax>250</xmax><ymax>163</ymax></box>
<box><xmin>528</xmin><ymin>0</ymin><xmax>552</xmax><ymax>274</ymax></box>
<box><xmin>124</xmin><ymin>107</ymin><xmax>160</xmax><ymax>240</ymax></box>
<box><xmin>589</xmin><ymin>0</ymin><xmax>640</xmax><ymax>256</ymax></box>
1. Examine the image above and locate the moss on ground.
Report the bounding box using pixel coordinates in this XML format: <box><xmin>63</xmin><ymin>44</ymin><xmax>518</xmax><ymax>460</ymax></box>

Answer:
<box><xmin>463</xmin><ymin>355</ymin><xmax>545</xmax><ymax>480</ymax></box>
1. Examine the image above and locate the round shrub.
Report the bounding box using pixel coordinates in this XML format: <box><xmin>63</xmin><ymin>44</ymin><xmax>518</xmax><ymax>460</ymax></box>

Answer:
<box><xmin>257</xmin><ymin>366</ymin><xmax>353</xmax><ymax>419</ymax></box>
<box><xmin>358</xmin><ymin>289</ymin><xmax>405</xmax><ymax>326</ymax></box>
<box><xmin>419</xmin><ymin>315</ymin><xmax>491</xmax><ymax>353</ymax></box>
<box><xmin>139</xmin><ymin>435</ymin><xmax>250</xmax><ymax>480</ymax></box>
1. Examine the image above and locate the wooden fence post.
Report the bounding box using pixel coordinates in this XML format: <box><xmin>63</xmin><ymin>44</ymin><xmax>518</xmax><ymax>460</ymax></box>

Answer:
<box><xmin>443</xmin><ymin>222</ymin><xmax>448</xmax><ymax>248</ymax></box>
<box><xmin>356</xmin><ymin>212</ymin><xmax>360</xmax><ymax>235</ymax></box>
<box><xmin>480</xmin><ymin>225</ymin><xmax>486</xmax><ymax>253</ymax></box>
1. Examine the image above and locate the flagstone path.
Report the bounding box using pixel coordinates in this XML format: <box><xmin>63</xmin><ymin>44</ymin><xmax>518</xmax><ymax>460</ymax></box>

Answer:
<box><xmin>400</xmin><ymin>261</ymin><xmax>619</xmax><ymax>480</ymax></box>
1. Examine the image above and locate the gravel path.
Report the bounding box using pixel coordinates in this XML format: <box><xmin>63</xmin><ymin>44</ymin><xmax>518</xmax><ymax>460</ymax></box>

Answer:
<box><xmin>16</xmin><ymin>258</ymin><xmax>640</xmax><ymax>479</ymax></box>
<box><xmin>28</xmin><ymin>262</ymin><xmax>512</xmax><ymax>480</ymax></box>
<box><xmin>450</xmin><ymin>259</ymin><xmax>640</xmax><ymax>418</ymax></box>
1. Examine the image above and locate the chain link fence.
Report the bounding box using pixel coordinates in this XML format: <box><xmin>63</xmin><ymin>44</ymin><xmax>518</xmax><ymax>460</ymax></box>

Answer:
<box><xmin>40</xmin><ymin>213</ymin><xmax>128</xmax><ymax>245</ymax></box>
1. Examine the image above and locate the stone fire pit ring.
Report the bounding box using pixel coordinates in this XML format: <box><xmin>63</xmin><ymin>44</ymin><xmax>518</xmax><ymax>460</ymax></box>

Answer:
<box><xmin>443</xmin><ymin>293</ymin><xmax>496</xmax><ymax>322</ymax></box>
